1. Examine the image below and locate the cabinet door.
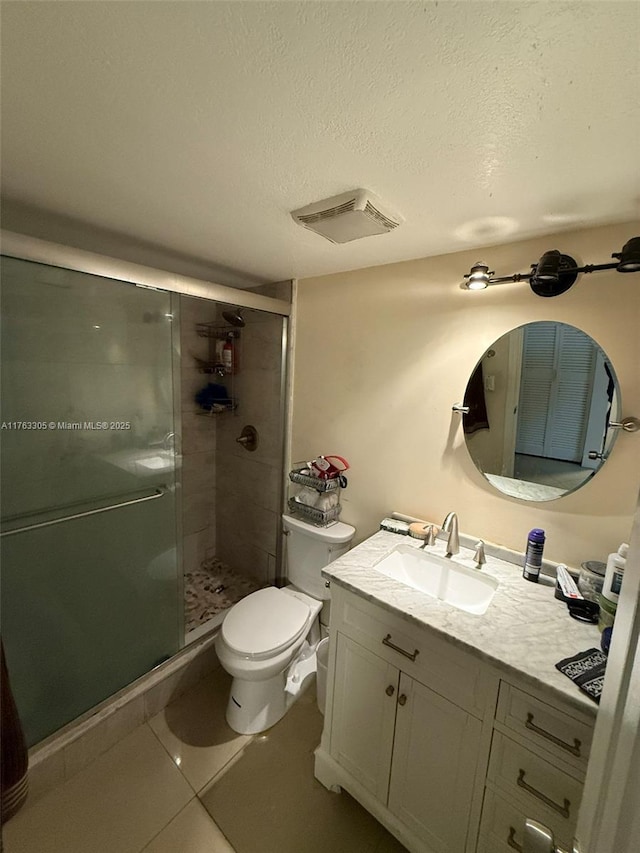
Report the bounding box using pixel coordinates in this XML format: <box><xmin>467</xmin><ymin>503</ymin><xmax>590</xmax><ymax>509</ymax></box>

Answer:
<box><xmin>330</xmin><ymin>633</ymin><xmax>399</xmax><ymax>802</ymax></box>
<box><xmin>388</xmin><ymin>673</ymin><xmax>482</xmax><ymax>852</ymax></box>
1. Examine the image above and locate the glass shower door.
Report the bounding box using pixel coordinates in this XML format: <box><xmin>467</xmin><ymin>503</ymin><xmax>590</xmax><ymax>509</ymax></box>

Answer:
<box><xmin>0</xmin><ymin>256</ymin><xmax>181</xmax><ymax>746</ymax></box>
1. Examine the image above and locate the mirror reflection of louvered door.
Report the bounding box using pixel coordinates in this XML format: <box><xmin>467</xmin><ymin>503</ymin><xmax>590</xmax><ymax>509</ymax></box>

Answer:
<box><xmin>516</xmin><ymin>323</ymin><xmax>596</xmax><ymax>462</ymax></box>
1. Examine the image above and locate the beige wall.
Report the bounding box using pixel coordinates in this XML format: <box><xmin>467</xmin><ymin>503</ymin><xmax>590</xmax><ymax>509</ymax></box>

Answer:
<box><xmin>1</xmin><ymin>199</ymin><xmax>265</xmax><ymax>290</ymax></box>
<box><xmin>292</xmin><ymin>221</ymin><xmax>640</xmax><ymax>567</ymax></box>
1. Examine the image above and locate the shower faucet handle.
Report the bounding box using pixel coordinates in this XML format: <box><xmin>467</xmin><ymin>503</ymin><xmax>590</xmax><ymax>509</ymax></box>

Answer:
<box><xmin>235</xmin><ymin>425</ymin><xmax>258</xmax><ymax>452</ymax></box>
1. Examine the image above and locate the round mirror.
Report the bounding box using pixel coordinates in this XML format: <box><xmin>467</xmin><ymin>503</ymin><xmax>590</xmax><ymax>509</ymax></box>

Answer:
<box><xmin>462</xmin><ymin>322</ymin><xmax>621</xmax><ymax>501</ymax></box>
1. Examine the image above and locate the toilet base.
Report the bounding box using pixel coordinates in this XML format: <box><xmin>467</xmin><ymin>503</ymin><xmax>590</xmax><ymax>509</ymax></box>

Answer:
<box><xmin>225</xmin><ymin>643</ymin><xmax>318</xmax><ymax>735</ymax></box>
<box><xmin>226</xmin><ymin>671</ymin><xmax>290</xmax><ymax>734</ymax></box>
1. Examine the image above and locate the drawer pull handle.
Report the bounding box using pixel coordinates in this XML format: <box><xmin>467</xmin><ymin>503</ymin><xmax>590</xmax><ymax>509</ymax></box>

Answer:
<box><xmin>526</xmin><ymin>713</ymin><xmax>582</xmax><ymax>757</ymax></box>
<box><xmin>382</xmin><ymin>634</ymin><xmax>419</xmax><ymax>662</ymax></box>
<box><xmin>517</xmin><ymin>769</ymin><xmax>571</xmax><ymax>819</ymax></box>
<box><xmin>507</xmin><ymin>826</ymin><xmax>523</xmax><ymax>852</ymax></box>
<box><xmin>385</xmin><ymin>685</ymin><xmax>395</xmax><ymax>697</ymax></box>
<box><xmin>398</xmin><ymin>693</ymin><xmax>407</xmax><ymax>706</ymax></box>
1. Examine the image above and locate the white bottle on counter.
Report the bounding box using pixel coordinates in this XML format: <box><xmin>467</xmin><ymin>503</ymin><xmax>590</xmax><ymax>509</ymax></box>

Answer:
<box><xmin>601</xmin><ymin>542</ymin><xmax>629</xmax><ymax>606</ymax></box>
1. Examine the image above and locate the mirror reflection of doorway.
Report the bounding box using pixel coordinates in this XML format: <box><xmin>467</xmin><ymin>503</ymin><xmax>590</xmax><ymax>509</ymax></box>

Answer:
<box><xmin>464</xmin><ymin>321</ymin><xmax>621</xmax><ymax>501</ymax></box>
<box><xmin>514</xmin><ymin>322</ymin><xmax>610</xmax><ymax>488</ymax></box>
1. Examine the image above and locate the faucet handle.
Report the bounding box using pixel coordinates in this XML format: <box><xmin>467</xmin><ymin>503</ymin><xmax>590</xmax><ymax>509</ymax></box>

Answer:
<box><xmin>473</xmin><ymin>540</ymin><xmax>486</xmax><ymax>569</ymax></box>
<box><xmin>420</xmin><ymin>524</ymin><xmax>437</xmax><ymax>548</ymax></box>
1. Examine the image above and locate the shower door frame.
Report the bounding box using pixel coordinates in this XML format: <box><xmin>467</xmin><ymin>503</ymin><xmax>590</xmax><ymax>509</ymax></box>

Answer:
<box><xmin>0</xmin><ymin>229</ymin><xmax>294</xmax><ymax>649</ymax></box>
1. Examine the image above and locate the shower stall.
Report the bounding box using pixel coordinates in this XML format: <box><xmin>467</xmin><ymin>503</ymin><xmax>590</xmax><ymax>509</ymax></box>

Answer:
<box><xmin>0</xmin><ymin>240</ymin><xmax>290</xmax><ymax>748</ymax></box>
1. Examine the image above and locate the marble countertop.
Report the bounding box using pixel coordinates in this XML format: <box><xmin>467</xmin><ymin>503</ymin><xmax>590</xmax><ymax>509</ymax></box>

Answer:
<box><xmin>322</xmin><ymin>529</ymin><xmax>602</xmax><ymax>717</ymax></box>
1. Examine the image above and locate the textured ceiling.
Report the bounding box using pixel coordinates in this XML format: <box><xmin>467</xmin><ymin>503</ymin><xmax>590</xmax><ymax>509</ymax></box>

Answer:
<box><xmin>1</xmin><ymin>1</ymin><xmax>639</xmax><ymax>284</ymax></box>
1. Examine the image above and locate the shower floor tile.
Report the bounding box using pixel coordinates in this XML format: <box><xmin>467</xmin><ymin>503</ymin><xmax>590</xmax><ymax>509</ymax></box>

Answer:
<box><xmin>185</xmin><ymin>558</ymin><xmax>261</xmax><ymax>633</ymax></box>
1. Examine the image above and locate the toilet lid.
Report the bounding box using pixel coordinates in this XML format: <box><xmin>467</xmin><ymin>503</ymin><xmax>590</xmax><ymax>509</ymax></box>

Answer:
<box><xmin>221</xmin><ymin>587</ymin><xmax>310</xmax><ymax>658</ymax></box>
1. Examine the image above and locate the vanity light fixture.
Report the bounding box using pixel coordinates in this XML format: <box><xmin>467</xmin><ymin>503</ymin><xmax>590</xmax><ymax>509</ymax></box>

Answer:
<box><xmin>462</xmin><ymin>236</ymin><xmax>640</xmax><ymax>297</ymax></box>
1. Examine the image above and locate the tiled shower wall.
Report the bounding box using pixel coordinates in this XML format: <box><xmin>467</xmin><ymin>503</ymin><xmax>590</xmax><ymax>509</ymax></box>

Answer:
<box><xmin>180</xmin><ymin>297</ymin><xmax>218</xmax><ymax>575</ymax></box>
<box><xmin>215</xmin><ymin>306</ymin><xmax>286</xmax><ymax>585</ymax></box>
<box><xmin>179</xmin><ymin>290</ymin><xmax>289</xmax><ymax>586</ymax></box>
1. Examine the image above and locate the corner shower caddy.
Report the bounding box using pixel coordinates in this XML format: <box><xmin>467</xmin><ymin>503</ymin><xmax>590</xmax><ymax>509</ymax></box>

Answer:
<box><xmin>287</xmin><ymin>463</ymin><xmax>342</xmax><ymax>526</ymax></box>
<box><xmin>194</xmin><ymin>322</ymin><xmax>240</xmax><ymax>415</ymax></box>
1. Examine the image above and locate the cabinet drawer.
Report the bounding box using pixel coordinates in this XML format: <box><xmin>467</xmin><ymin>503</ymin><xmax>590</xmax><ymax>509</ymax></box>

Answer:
<box><xmin>333</xmin><ymin>587</ymin><xmax>488</xmax><ymax>717</ymax></box>
<box><xmin>496</xmin><ymin>682</ymin><xmax>593</xmax><ymax>773</ymax></box>
<box><xmin>488</xmin><ymin>733</ymin><xmax>582</xmax><ymax>835</ymax></box>
<box><xmin>478</xmin><ymin>788</ymin><xmax>576</xmax><ymax>853</ymax></box>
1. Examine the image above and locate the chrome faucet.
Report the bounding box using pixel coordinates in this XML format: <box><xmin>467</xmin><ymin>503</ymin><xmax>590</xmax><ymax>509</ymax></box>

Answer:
<box><xmin>438</xmin><ymin>512</ymin><xmax>460</xmax><ymax>557</ymax></box>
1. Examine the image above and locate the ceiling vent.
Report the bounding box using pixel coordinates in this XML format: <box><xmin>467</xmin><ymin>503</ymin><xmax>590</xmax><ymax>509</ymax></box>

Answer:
<box><xmin>291</xmin><ymin>189</ymin><xmax>403</xmax><ymax>243</ymax></box>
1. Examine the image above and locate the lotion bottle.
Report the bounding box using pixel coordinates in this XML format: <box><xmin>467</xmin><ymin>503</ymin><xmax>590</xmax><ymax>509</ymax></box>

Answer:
<box><xmin>601</xmin><ymin>543</ymin><xmax>629</xmax><ymax>606</ymax></box>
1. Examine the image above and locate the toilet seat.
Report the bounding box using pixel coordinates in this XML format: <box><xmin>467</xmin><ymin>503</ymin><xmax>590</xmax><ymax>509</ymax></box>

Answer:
<box><xmin>221</xmin><ymin>587</ymin><xmax>310</xmax><ymax>660</ymax></box>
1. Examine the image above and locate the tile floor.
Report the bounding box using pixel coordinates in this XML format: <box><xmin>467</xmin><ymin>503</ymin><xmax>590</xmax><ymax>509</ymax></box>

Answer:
<box><xmin>3</xmin><ymin>668</ymin><xmax>407</xmax><ymax>853</ymax></box>
<box><xmin>513</xmin><ymin>453</ymin><xmax>592</xmax><ymax>490</ymax></box>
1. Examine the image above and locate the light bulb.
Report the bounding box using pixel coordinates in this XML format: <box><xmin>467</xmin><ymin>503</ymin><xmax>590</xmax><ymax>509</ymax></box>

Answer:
<box><xmin>465</xmin><ymin>262</ymin><xmax>491</xmax><ymax>290</ymax></box>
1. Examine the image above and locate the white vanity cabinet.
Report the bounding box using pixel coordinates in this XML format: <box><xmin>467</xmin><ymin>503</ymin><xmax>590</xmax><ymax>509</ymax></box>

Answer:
<box><xmin>477</xmin><ymin>683</ymin><xmax>594</xmax><ymax>853</ymax></box>
<box><xmin>315</xmin><ymin>586</ymin><xmax>493</xmax><ymax>853</ymax></box>
<box><xmin>386</xmin><ymin>670</ymin><xmax>483</xmax><ymax>851</ymax></box>
<box><xmin>315</xmin><ymin>583</ymin><xmax>597</xmax><ymax>853</ymax></box>
<box><xmin>315</xmin><ymin>531</ymin><xmax>599</xmax><ymax>853</ymax></box>
<box><xmin>330</xmin><ymin>634</ymin><xmax>398</xmax><ymax>802</ymax></box>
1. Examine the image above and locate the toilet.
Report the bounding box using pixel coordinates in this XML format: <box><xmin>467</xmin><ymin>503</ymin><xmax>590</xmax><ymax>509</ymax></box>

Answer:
<box><xmin>215</xmin><ymin>513</ymin><xmax>355</xmax><ymax>734</ymax></box>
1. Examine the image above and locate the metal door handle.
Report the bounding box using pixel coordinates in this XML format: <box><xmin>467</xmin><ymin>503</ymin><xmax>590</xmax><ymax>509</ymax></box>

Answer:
<box><xmin>507</xmin><ymin>826</ymin><xmax>523</xmax><ymax>852</ymax></box>
<box><xmin>0</xmin><ymin>487</ymin><xmax>167</xmax><ymax>538</ymax></box>
<box><xmin>398</xmin><ymin>694</ymin><xmax>407</xmax><ymax>706</ymax></box>
<box><xmin>385</xmin><ymin>685</ymin><xmax>395</xmax><ymax>696</ymax></box>
<box><xmin>525</xmin><ymin>713</ymin><xmax>581</xmax><ymax>757</ymax></box>
<box><xmin>517</xmin><ymin>769</ymin><xmax>570</xmax><ymax>819</ymax></box>
<box><xmin>523</xmin><ymin>819</ymin><xmax>570</xmax><ymax>853</ymax></box>
<box><xmin>382</xmin><ymin>634</ymin><xmax>419</xmax><ymax>661</ymax></box>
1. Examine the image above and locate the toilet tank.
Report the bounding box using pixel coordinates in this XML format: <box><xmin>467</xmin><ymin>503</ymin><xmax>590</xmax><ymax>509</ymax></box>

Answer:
<box><xmin>282</xmin><ymin>514</ymin><xmax>355</xmax><ymax>601</ymax></box>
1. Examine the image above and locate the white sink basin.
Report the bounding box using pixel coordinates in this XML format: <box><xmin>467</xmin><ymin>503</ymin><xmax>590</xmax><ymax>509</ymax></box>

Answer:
<box><xmin>373</xmin><ymin>544</ymin><xmax>498</xmax><ymax>615</ymax></box>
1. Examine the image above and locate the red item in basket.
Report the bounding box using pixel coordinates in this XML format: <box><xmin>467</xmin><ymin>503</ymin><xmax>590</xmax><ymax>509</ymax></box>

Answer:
<box><xmin>310</xmin><ymin>455</ymin><xmax>350</xmax><ymax>480</ymax></box>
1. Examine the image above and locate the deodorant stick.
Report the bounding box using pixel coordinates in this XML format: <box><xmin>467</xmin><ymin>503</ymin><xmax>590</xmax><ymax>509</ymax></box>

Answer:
<box><xmin>523</xmin><ymin>528</ymin><xmax>545</xmax><ymax>583</ymax></box>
